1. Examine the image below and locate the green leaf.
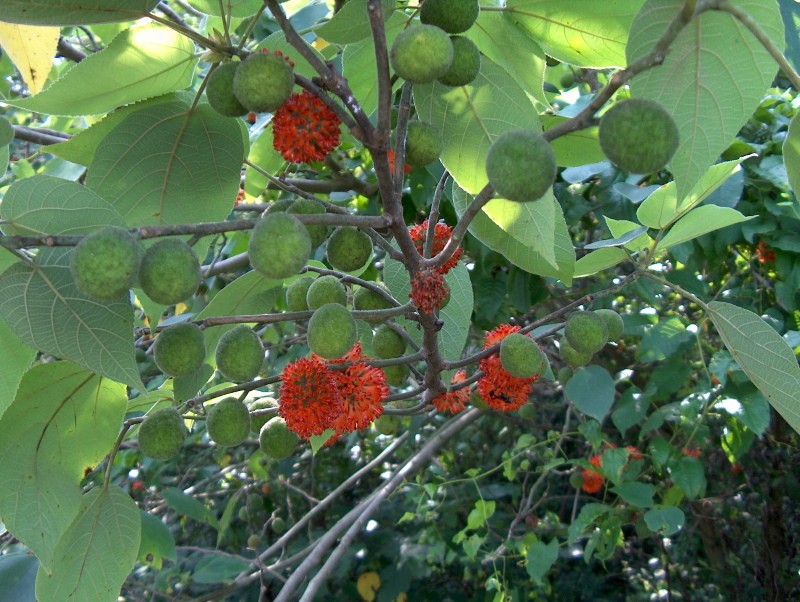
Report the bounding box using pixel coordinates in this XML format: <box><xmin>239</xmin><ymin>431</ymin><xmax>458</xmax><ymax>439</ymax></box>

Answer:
<box><xmin>310</xmin><ymin>429</ymin><xmax>336</xmax><ymax>455</ymax></box>
<box><xmin>36</xmin><ymin>485</ymin><xmax>140</xmax><ymax>602</ymax></box>
<box><xmin>0</xmin><ymin>363</ymin><xmax>126</xmax><ymax>569</ymax></box>
<box><xmin>315</xmin><ymin>0</ymin><xmax>394</xmax><ymax>44</ymax></box>
<box><xmin>162</xmin><ymin>487</ymin><xmax>219</xmax><ymax>528</ymax></box>
<box><xmin>670</xmin><ymin>456</ymin><xmax>706</xmax><ymax>499</ymax></box>
<box><xmin>568</xmin><ymin>502</ymin><xmax>609</xmax><ymax>543</ymax></box>
<box><xmin>244</xmin><ymin>126</ymin><xmax>284</xmax><ymax>197</ymax></box>
<box><xmin>657</xmin><ymin>205</ymin><xmax>752</xmax><ymax>251</ymax></box>
<box><xmin>483</xmin><ymin>197</ymin><xmax>557</xmax><ymax>268</ymax></box>
<box><xmin>544</xmin><ymin>116</ymin><xmax>604</xmax><ymax>167</ymax></box>
<box><xmin>628</xmin><ymin>0</ymin><xmax>782</xmax><ymax>199</ymax></box>
<box><xmin>192</xmin><ymin>553</ymin><xmax>251</xmax><ymax>584</ymax></box>
<box><xmin>644</xmin><ymin>506</ymin><xmax>685</xmax><ymax>536</ymax></box>
<box><xmin>707</xmin><ymin>301</ymin><xmax>800</xmax><ymax>435</ymax></box>
<box><xmin>783</xmin><ymin>108</ymin><xmax>800</xmax><ymax>196</ymax></box>
<box><xmin>506</xmin><ymin>0</ymin><xmax>643</xmax><ymax>67</ymax></box>
<box><xmin>452</xmin><ymin>184</ymin><xmax>575</xmax><ymax>283</ymax></box>
<box><xmin>525</xmin><ymin>539</ymin><xmax>559</xmax><ymax>584</ymax></box>
<box><xmin>0</xmin><ymin>0</ymin><xmax>158</xmax><ymax>25</ymax></box>
<box><xmin>7</xmin><ymin>24</ymin><xmax>195</xmax><ymax>116</ymax></box>
<box><xmin>574</xmin><ymin>247</ymin><xmax>628</xmax><ymax>278</ymax></box>
<box><xmin>188</xmin><ymin>0</ymin><xmax>263</xmax><ymax>17</ymax></box>
<box><xmin>0</xmin><ymin>317</ymin><xmax>36</xmax><ymax>421</ymax></box>
<box><xmin>85</xmin><ymin>97</ymin><xmax>245</xmax><ymax>227</ymax></box>
<box><xmin>138</xmin><ymin>510</ymin><xmax>177</xmax><ymax>570</ymax></box>
<box><xmin>739</xmin><ymin>389</ymin><xmax>771</xmax><ymax>436</ymax></box>
<box><xmin>612</xmin><ymin>482</ymin><xmax>655</xmax><ymax>508</ymax></box>
<box><xmin>564</xmin><ymin>365</ymin><xmax>615</xmax><ymax>421</ymax></box>
<box><xmin>0</xmin><ymin>248</ymin><xmax>142</xmax><ymax>388</ymax></box>
<box><xmin>604</xmin><ymin>217</ymin><xmax>652</xmax><ymax>251</ymax></box>
<box><xmin>0</xmin><ymin>552</ymin><xmax>38</xmax><ymax>602</ymax></box>
<box><xmin>612</xmin><ymin>387</ymin><xmax>649</xmax><ymax>435</ymax></box>
<box><xmin>636</xmin><ymin>159</ymin><xmax>746</xmax><ymax>229</ymax></box>
<box><xmin>414</xmin><ymin>58</ymin><xmax>539</xmax><ymax>195</ymax></box>
<box><xmin>461</xmin><ymin>533</ymin><xmax>485</xmax><ymax>560</ymax></box>
<box><xmin>637</xmin><ymin>316</ymin><xmax>691</xmax><ymax>362</ymax></box>
<box><xmin>0</xmin><ymin>174</ymin><xmax>125</xmax><ymax>236</ymax></box>
<box><xmin>466</xmin><ymin>500</ymin><xmax>496</xmax><ymax>531</ymax></box>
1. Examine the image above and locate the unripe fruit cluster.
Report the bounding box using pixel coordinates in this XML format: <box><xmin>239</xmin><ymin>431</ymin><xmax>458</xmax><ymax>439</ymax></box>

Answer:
<box><xmin>559</xmin><ymin>309</ymin><xmax>624</xmax><ymax>368</ymax></box>
<box><xmin>206</xmin><ymin>52</ymin><xmax>295</xmax><ymax>117</ymax></box>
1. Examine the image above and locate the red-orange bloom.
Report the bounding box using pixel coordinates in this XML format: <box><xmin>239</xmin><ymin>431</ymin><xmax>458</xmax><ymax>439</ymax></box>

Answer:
<box><xmin>410</xmin><ymin>268</ymin><xmax>449</xmax><ymax>314</ymax></box>
<box><xmin>756</xmin><ymin>240</ymin><xmax>776</xmax><ymax>263</ymax></box>
<box><xmin>387</xmin><ymin>149</ymin><xmax>412</xmax><ymax>175</ymax></box>
<box><xmin>329</xmin><ymin>361</ymin><xmax>389</xmax><ymax>433</ymax></box>
<box><xmin>433</xmin><ymin>370</ymin><xmax>470</xmax><ymax>414</ymax></box>
<box><xmin>409</xmin><ymin>221</ymin><xmax>463</xmax><ymax>274</ymax></box>
<box><xmin>476</xmin><ymin>324</ymin><xmax>539</xmax><ymax>412</ymax></box>
<box><xmin>682</xmin><ymin>446</ymin><xmax>702</xmax><ymax>458</ymax></box>
<box><xmin>272</xmin><ymin>90</ymin><xmax>341</xmax><ymax>163</ymax></box>
<box><xmin>580</xmin><ymin>453</ymin><xmax>605</xmax><ymax>494</ymax></box>
<box><xmin>626</xmin><ymin>446</ymin><xmax>643</xmax><ymax>461</ymax></box>
<box><xmin>279</xmin><ymin>357</ymin><xmax>340</xmax><ymax>438</ymax></box>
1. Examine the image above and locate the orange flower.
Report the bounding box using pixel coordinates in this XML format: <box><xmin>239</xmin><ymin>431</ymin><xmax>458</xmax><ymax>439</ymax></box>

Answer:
<box><xmin>272</xmin><ymin>90</ymin><xmax>341</xmax><ymax>163</ymax></box>
<box><xmin>279</xmin><ymin>357</ymin><xmax>340</xmax><ymax>438</ymax></box>
<box><xmin>682</xmin><ymin>446</ymin><xmax>702</xmax><ymax>458</ymax></box>
<box><xmin>476</xmin><ymin>324</ymin><xmax>539</xmax><ymax>412</ymax></box>
<box><xmin>410</xmin><ymin>268</ymin><xmax>449</xmax><ymax>314</ymax></box>
<box><xmin>433</xmin><ymin>370</ymin><xmax>470</xmax><ymax>414</ymax></box>
<box><xmin>387</xmin><ymin>149</ymin><xmax>412</xmax><ymax>174</ymax></box>
<box><xmin>329</xmin><ymin>361</ymin><xmax>389</xmax><ymax>433</ymax></box>
<box><xmin>755</xmin><ymin>240</ymin><xmax>775</xmax><ymax>263</ymax></box>
<box><xmin>408</xmin><ymin>220</ymin><xmax>463</xmax><ymax>274</ymax></box>
<box><xmin>579</xmin><ymin>453</ymin><xmax>605</xmax><ymax>494</ymax></box>
<box><xmin>626</xmin><ymin>446</ymin><xmax>643</xmax><ymax>461</ymax></box>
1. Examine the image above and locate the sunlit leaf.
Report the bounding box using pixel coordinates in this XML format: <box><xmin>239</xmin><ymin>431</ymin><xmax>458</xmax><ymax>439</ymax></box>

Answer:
<box><xmin>0</xmin><ymin>23</ymin><xmax>59</xmax><ymax>94</ymax></box>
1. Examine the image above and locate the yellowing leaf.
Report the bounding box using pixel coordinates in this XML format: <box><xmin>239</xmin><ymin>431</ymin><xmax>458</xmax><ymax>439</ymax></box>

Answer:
<box><xmin>357</xmin><ymin>571</ymin><xmax>381</xmax><ymax>601</ymax></box>
<box><xmin>0</xmin><ymin>23</ymin><xmax>58</xmax><ymax>94</ymax></box>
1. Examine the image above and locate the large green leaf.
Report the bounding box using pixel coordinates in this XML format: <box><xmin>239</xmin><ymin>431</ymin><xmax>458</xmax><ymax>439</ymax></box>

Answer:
<box><xmin>628</xmin><ymin>0</ymin><xmax>782</xmax><ymax>199</ymax></box>
<box><xmin>0</xmin><ymin>249</ymin><xmax>142</xmax><ymax>388</ymax></box>
<box><xmin>574</xmin><ymin>247</ymin><xmax>628</xmax><ymax>278</ymax></box>
<box><xmin>315</xmin><ymin>0</ymin><xmax>394</xmax><ymax>44</ymax></box>
<box><xmin>85</xmin><ymin>98</ymin><xmax>245</xmax><ymax>226</ymax></box>
<box><xmin>7</xmin><ymin>24</ymin><xmax>195</xmax><ymax>116</ymax></box>
<box><xmin>0</xmin><ymin>363</ymin><xmax>126</xmax><ymax>569</ymax></box>
<box><xmin>188</xmin><ymin>0</ymin><xmax>263</xmax><ymax>17</ymax></box>
<box><xmin>708</xmin><ymin>301</ymin><xmax>800</xmax><ymax>435</ymax></box>
<box><xmin>656</xmin><ymin>205</ymin><xmax>752</xmax><ymax>251</ymax></box>
<box><xmin>783</xmin><ymin>109</ymin><xmax>800</xmax><ymax>196</ymax></box>
<box><xmin>0</xmin><ymin>0</ymin><xmax>157</xmax><ymax>25</ymax></box>
<box><xmin>36</xmin><ymin>485</ymin><xmax>140</xmax><ymax>602</ymax></box>
<box><xmin>505</xmin><ymin>0</ymin><xmax>644</xmax><ymax>67</ymax></box>
<box><xmin>0</xmin><ymin>317</ymin><xmax>36</xmax><ymax>421</ymax></box>
<box><xmin>543</xmin><ymin>116</ymin><xmax>604</xmax><ymax>167</ymax></box>
<box><xmin>0</xmin><ymin>175</ymin><xmax>125</xmax><ymax>236</ymax></box>
<box><xmin>452</xmin><ymin>184</ymin><xmax>575</xmax><ymax>283</ymax></box>
<box><xmin>564</xmin><ymin>365</ymin><xmax>615</xmax><ymax>421</ymax></box>
<box><xmin>414</xmin><ymin>58</ymin><xmax>539</xmax><ymax>195</ymax></box>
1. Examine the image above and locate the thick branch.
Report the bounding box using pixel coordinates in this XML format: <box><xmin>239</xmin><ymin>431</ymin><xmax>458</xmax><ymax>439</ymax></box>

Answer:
<box><xmin>12</xmin><ymin>125</ymin><xmax>70</xmax><ymax>146</ymax></box>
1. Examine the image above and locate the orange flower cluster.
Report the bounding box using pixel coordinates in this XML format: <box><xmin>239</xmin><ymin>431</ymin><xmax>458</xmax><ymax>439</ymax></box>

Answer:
<box><xmin>272</xmin><ymin>90</ymin><xmax>342</xmax><ymax>163</ymax></box>
<box><xmin>387</xmin><ymin>149</ymin><xmax>412</xmax><ymax>174</ymax></box>
<box><xmin>580</xmin><ymin>444</ymin><xmax>644</xmax><ymax>494</ymax></box>
<box><xmin>279</xmin><ymin>343</ymin><xmax>389</xmax><ymax>440</ymax></box>
<box><xmin>408</xmin><ymin>220</ymin><xmax>463</xmax><ymax>274</ymax></box>
<box><xmin>433</xmin><ymin>370</ymin><xmax>470</xmax><ymax>414</ymax></box>
<box><xmin>682</xmin><ymin>446</ymin><xmax>702</xmax><ymax>458</ymax></box>
<box><xmin>476</xmin><ymin>324</ymin><xmax>539</xmax><ymax>412</ymax></box>
<box><xmin>755</xmin><ymin>240</ymin><xmax>775</xmax><ymax>263</ymax></box>
<box><xmin>409</xmin><ymin>268</ymin><xmax>449</xmax><ymax>314</ymax></box>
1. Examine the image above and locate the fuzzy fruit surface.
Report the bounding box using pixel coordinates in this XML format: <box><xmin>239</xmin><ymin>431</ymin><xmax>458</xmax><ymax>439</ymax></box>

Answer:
<box><xmin>306</xmin><ymin>274</ymin><xmax>347</xmax><ymax>310</ymax></box>
<box><xmin>207</xmin><ymin>397</ymin><xmax>251</xmax><ymax>447</ymax></box>
<box><xmin>287</xmin><ymin>198</ymin><xmax>329</xmax><ymax>248</ymax></box>
<box><xmin>206</xmin><ymin>62</ymin><xmax>247</xmax><ymax>117</ymax></box>
<box><xmin>374</xmin><ymin>414</ymin><xmax>401</xmax><ymax>435</ymax></box>
<box><xmin>215</xmin><ymin>325</ymin><xmax>263</xmax><ymax>383</ymax></box>
<box><xmin>154</xmin><ymin>322</ymin><xmax>206</xmax><ymax>377</ymax></box>
<box><xmin>382</xmin><ymin>364</ymin><xmax>408</xmax><ymax>387</ymax></box>
<box><xmin>248</xmin><ymin>212</ymin><xmax>311</xmax><ymax>279</ymax></box>
<box><xmin>326</xmin><ymin>226</ymin><xmax>373</xmax><ymax>272</ymax></box>
<box><xmin>420</xmin><ymin>0</ymin><xmax>479</xmax><ymax>33</ymax></box>
<box><xmin>271</xmin><ymin>517</ymin><xmax>287</xmax><ymax>534</ymax></box>
<box><xmin>594</xmin><ymin>308</ymin><xmax>624</xmax><ymax>341</ymax></box>
<box><xmin>138</xmin><ymin>238</ymin><xmax>201</xmax><ymax>305</ymax></box>
<box><xmin>259</xmin><ymin>417</ymin><xmax>298</xmax><ymax>459</ymax></box>
<box><xmin>232</xmin><ymin>52</ymin><xmax>294</xmax><ymax>113</ymax></box>
<box><xmin>373</xmin><ymin>324</ymin><xmax>406</xmax><ymax>359</ymax></box>
<box><xmin>565</xmin><ymin>311</ymin><xmax>608</xmax><ymax>355</ymax></box>
<box><xmin>285</xmin><ymin>277</ymin><xmax>314</xmax><ymax>312</ymax></box>
<box><xmin>404</xmin><ymin>121</ymin><xmax>442</xmax><ymax>166</ymax></box>
<box><xmin>248</xmin><ymin>397</ymin><xmax>278</xmax><ymax>433</ymax></box>
<box><xmin>353</xmin><ymin>284</ymin><xmax>393</xmax><ymax>323</ymax></box>
<box><xmin>138</xmin><ymin>407</ymin><xmax>187</xmax><ymax>461</ymax></box>
<box><xmin>307</xmin><ymin>303</ymin><xmax>357</xmax><ymax>359</ymax></box>
<box><xmin>438</xmin><ymin>36</ymin><xmax>480</xmax><ymax>87</ymax></box>
<box><xmin>485</xmin><ymin>130</ymin><xmax>556</xmax><ymax>202</ymax></box>
<box><xmin>70</xmin><ymin>226</ymin><xmax>139</xmax><ymax>300</ymax></box>
<box><xmin>499</xmin><ymin>333</ymin><xmax>546</xmax><ymax>378</ymax></box>
<box><xmin>390</xmin><ymin>24</ymin><xmax>453</xmax><ymax>84</ymax></box>
<box><xmin>599</xmin><ymin>98</ymin><xmax>679</xmax><ymax>174</ymax></box>
<box><xmin>559</xmin><ymin>337</ymin><xmax>592</xmax><ymax>368</ymax></box>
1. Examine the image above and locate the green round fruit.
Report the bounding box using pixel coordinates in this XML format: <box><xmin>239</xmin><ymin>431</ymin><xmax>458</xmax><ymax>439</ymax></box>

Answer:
<box><xmin>559</xmin><ymin>71</ymin><xmax>576</xmax><ymax>89</ymax></box>
<box><xmin>266</xmin><ymin>198</ymin><xmax>294</xmax><ymax>213</ymax></box>
<box><xmin>326</xmin><ymin>226</ymin><xmax>373</xmax><ymax>272</ymax></box>
<box><xmin>306</xmin><ymin>274</ymin><xmax>347</xmax><ymax>310</ymax></box>
<box><xmin>383</xmin><ymin>364</ymin><xmax>409</xmax><ymax>387</ymax></box>
<box><xmin>70</xmin><ymin>226</ymin><xmax>139</xmax><ymax>300</ymax></box>
<box><xmin>485</xmin><ymin>130</ymin><xmax>557</xmax><ymax>202</ymax></box>
<box><xmin>232</xmin><ymin>52</ymin><xmax>294</xmax><ymax>113</ymax></box>
<box><xmin>215</xmin><ymin>325</ymin><xmax>263</xmax><ymax>383</ymax></box>
<box><xmin>138</xmin><ymin>238</ymin><xmax>201</xmax><ymax>305</ymax></box>
<box><xmin>558</xmin><ymin>337</ymin><xmax>592</xmax><ymax>368</ymax></box>
<box><xmin>420</xmin><ymin>0</ymin><xmax>479</xmax><ymax>33</ymax></box>
<box><xmin>499</xmin><ymin>333</ymin><xmax>546</xmax><ymax>378</ymax></box>
<box><xmin>248</xmin><ymin>212</ymin><xmax>312</xmax><ymax>279</ymax></box>
<box><xmin>404</xmin><ymin>121</ymin><xmax>442</xmax><ymax>166</ymax></box>
<box><xmin>353</xmin><ymin>284</ymin><xmax>394</xmax><ymax>323</ymax></box>
<box><xmin>206</xmin><ymin>62</ymin><xmax>247</xmax><ymax>117</ymax></box>
<box><xmin>390</xmin><ymin>24</ymin><xmax>454</xmax><ymax>84</ymax></box>
<box><xmin>246</xmin><ymin>534</ymin><xmax>262</xmax><ymax>549</ymax></box>
<box><xmin>598</xmin><ymin>98</ymin><xmax>679</xmax><ymax>174</ymax></box>
<box><xmin>373</xmin><ymin>324</ymin><xmax>406</xmax><ymax>359</ymax></box>
<box><xmin>287</xmin><ymin>198</ymin><xmax>329</xmax><ymax>248</ymax></box>
<box><xmin>556</xmin><ymin>366</ymin><xmax>573</xmax><ymax>383</ymax></box>
<box><xmin>271</xmin><ymin>516</ymin><xmax>287</xmax><ymax>534</ymax></box>
<box><xmin>206</xmin><ymin>397</ymin><xmax>251</xmax><ymax>447</ymax></box>
<box><xmin>153</xmin><ymin>322</ymin><xmax>206</xmax><ymax>377</ymax></box>
<box><xmin>594</xmin><ymin>308</ymin><xmax>624</xmax><ymax>341</ymax></box>
<box><xmin>307</xmin><ymin>303</ymin><xmax>357</xmax><ymax>359</ymax></box>
<box><xmin>374</xmin><ymin>414</ymin><xmax>401</xmax><ymax>435</ymax></box>
<box><xmin>438</xmin><ymin>36</ymin><xmax>480</xmax><ymax>87</ymax></box>
<box><xmin>259</xmin><ymin>417</ymin><xmax>298</xmax><ymax>459</ymax></box>
<box><xmin>564</xmin><ymin>311</ymin><xmax>608</xmax><ymax>355</ymax></box>
<box><xmin>238</xmin><ymin>507</ymin><xmax>249</xmax><ymax>522</ymax></box>
<box><xmin>138</xmin><ymin>407</ymin><xmax>187</xmax><ymax>461</ymax></box>
<box><xmin>286</xmin><ymin>277</ymin><xmax>314</xmax><ymax>312</ymax></box>
<box><xmin>249</xmin><ymin>397</ymin><xmax>278</xmax><ymax>433</ymax></box>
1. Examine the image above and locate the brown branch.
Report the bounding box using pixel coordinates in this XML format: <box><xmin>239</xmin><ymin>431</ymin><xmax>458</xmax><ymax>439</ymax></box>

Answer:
<box><xmin>57</xmin><ymin>36</ymin><xmax>87</xmax><ymax>62</ymax></box>
<box><xmin>12</xmin><ymin>125</ymin><xmax>70</xmax><ymax>146</ymax></box>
